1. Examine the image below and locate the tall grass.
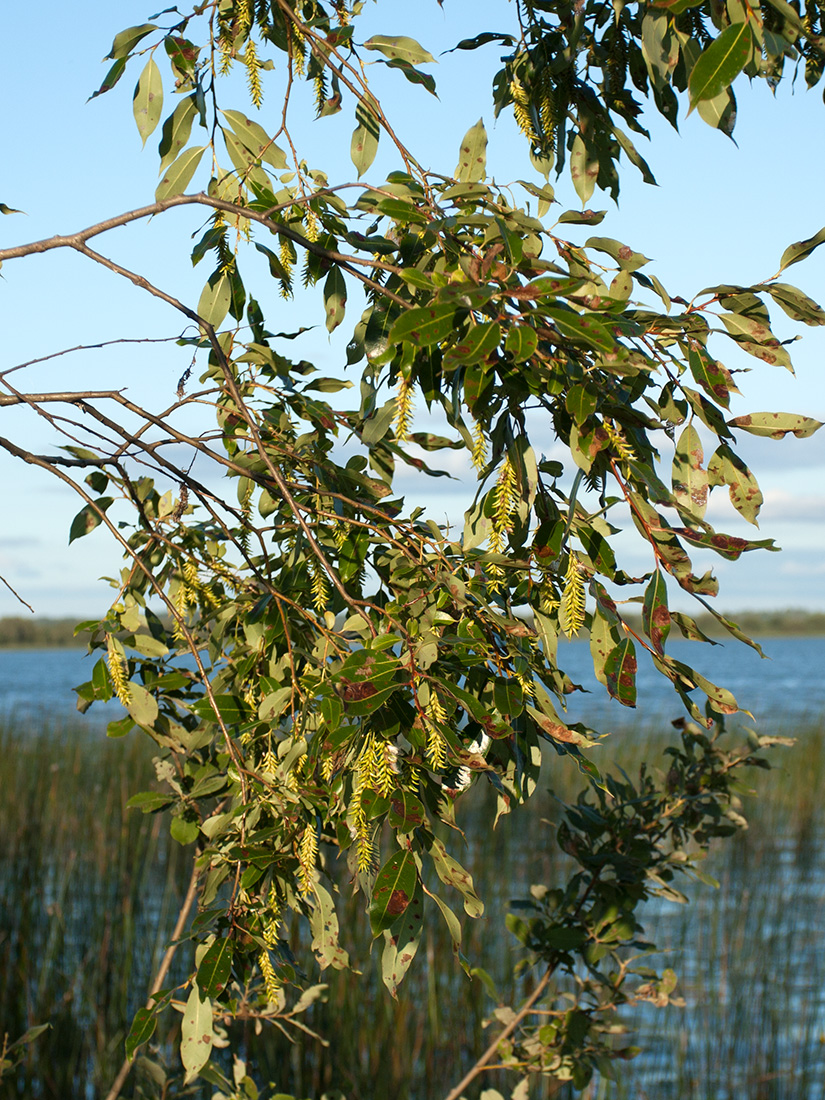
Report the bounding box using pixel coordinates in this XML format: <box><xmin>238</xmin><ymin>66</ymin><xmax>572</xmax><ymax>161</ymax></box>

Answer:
<box><xmin>2</xmin><ymin>717</ymin><xmax>824</xmax><ymax>1099</ymax></box>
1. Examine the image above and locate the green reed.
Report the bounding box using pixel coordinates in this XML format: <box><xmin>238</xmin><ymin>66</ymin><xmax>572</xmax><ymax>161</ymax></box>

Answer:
<box><xmin>2</xmin><ymin>718</ymin><xmax>824</xmax><ymax>1099</ymax></box>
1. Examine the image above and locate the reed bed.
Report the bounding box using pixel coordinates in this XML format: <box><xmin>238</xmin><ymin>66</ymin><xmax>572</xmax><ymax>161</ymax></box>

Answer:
<box><xmin>2</xmin><ymin>717</ymin><xmax>824</xmax><ymax>1099</ymax></box>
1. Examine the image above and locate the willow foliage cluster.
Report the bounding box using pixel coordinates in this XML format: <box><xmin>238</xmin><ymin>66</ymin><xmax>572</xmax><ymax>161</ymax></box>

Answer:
<box><xmin>1</xmin><ymin>0</ymin><xmax>824</xmax><ymax>1095</ymax></box>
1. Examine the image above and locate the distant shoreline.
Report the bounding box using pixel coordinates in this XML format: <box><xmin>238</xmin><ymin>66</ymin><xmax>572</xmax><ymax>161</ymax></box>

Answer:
<box><xmin>2</xmin><ymin>610</ymin><xmax>825</xmax><ymax>648</ymax></box>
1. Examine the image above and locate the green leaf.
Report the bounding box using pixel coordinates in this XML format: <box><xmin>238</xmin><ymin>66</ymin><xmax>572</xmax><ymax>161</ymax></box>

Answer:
<box><xmin>728</xmin><ymin>412</ymin><xmax>823</xmax><ymax>438</ymax></box>
<box><xmin>605</xmin><ymin>639</ymin><xmax>637</xmax><ymax>706</ymax></box>
<box><xmin>455</xmin><ymin>119</ymin><xmax>487</xmax><ymax>182</ymax></box>
<box><xmin>157</xmin><ymin>96</ymin><xmax>197</xmax><ymax>173</ymax></box>
<box><xmin>171</xmin><ymin>814</ymin><xmax>200</xmax><ymax>845</ymax></box>
<box><xmin>570</xmin><ymin>134</ymin><xmax>598</xmax><ymax>205</ymax></box>
<box><xmin>380</xmin><ymin>58</ymin><xmax>437</xmax><ymax>96</ymax></box>
<box><xmin>778</xmin><ymin>227</ymin><xmax>825</xmax><ymax>272</ymax></box>
<box><xmin>369</xmin><ymin>850</ymin><xmax>418</xmax><ymax>935</ymax></box>
<box><xmin>672</xmin><ymin>424</ymin><xmax>708</xmax><ymax>519</ymax></box>
<box><xmin>190</xmin><ymin>694</ymin><xmax>247</xmax><ymax>723</ymax></box>
<box><xmin>762</xmin><ymin>282</ymin><xmax>825</xmax><ymax>326</ymax></box>
<box><xmin>309</xmin><ymin>884</ymin><xmax>351</xmax><ymax>970</ymax></box>
<box><xmin>133</xmin><ymin>58</ymin><xmax>163</xmax><ymax>147</ymax></box>
<box><xmin>155</xmin><ymin>145</ymin><xmax>205</xmax><ymax>201</ymax></box>
<box><xmin>198</xmin><ymin>273</ymin><xmax>232</xmax><ymax>330</ymax></box>
<box><xmin>388</xmin><ymin>789</ymin><xmax>426</xmax><ymax>831</ymax></box>
<box><xmin>125</xmin><ymin>1007</ymin><xmax>157</xmax><ymax>1061</ymax></box>
<box><xmin>350</xmin><ymin>103</ymin><xmax>380</xmax><ymax>179</ymax></box>
<box><xmin>688</xmin><ymin>345</ymin><xmax>738</xmax><ymax>408</ymax></box>
<box><xmin>127</xmin><ymin>683</ymin><xmax>159</xmax><ymax>728</ymax></box>
<box><xmin>0</xmin><ymin>202</ymin><xmax>24</xmax><ymax>215</ymax></box>
<box><xmin>429</xmin><ymin>838</ymin><xmax>484</xmax><ymax>916</ymax></box>
<box><xmin>382</xmin><ymin>879</ymin><xmax>424</xmax><ymax>997</ymax></box>
<box><xmin>689</xmin><ymin>22</ymin><xmax>753</xmax><ymax>106</ymax></box>
<box><xmin>363</xmin><ymin>35</ymin><xmax>435</xmax><ymax>64</ymax></box>
<box><xmin>390</xmin><ymin>302</ymin><xmax>458</xmax><ymax>346</ymax></box>
<box><xmin>196</xmin><ymin>937</ymin><xmax>233</xmax><ymax>999</ymax></box>
<box><xmin>106</xmin><ymin>23</ymin><xmax>157</xmax><ymax>60</ymax></box>
<box><xmin>180</xmin><ymin>985</ymin><xmax>212</xmax><ymax>1084</ymax></box>
<box><xmin>505</xmin><ymin>325</ymin><xmax>538</xmax><ymax>362</ymax></box>
<box><xmin>68</xmin><ymin>497</ymin><xmax>113</xmax><ymax>543</ymax></box>
<box><xmin>544</xmin><ymin>306</ymin><xmax>614</xmax><ymax>353</ymax></box>
<box><xmin>221</xmin><ymin>109</ymin><xmax>287</xmax><ymax>170</ymax></box>
<box><xmin>446</xmin><ymin>321</ymin><xmax>501</xmax><ymax>365</ymax></box>
<box><xmin>642</xmin><ymin>572</ymin><xmax>671</xmax><ymax>655</ymax></box>
<box><xmin>324</xmin><ymin>267</ymin><xmax>347</xmax><ymax>333</ymax></box>
<box><xmin>708</xmin><ymin>444</ymin><xmax>763</xmax><ymax>525</ymax></box>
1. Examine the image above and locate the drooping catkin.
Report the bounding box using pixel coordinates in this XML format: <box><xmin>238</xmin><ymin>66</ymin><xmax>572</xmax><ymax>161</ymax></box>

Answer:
<box><xmin>297</xmin><ymin>823</ymin><xmax>318</xmax><ymax>895</ymax></box>
<box><xmin>244</xmin><ymin>37</ymin><xmax>264</xmax><ymax>108</ymax></box>
<box><xmin>394</xmin><ymin>375</ymin><xmax>414</xmax><ymax>442</ymax></box>
<box><xmin>259</xmin><ymin>949</ymin><xmax>281</xmax><ymax>1004</ymax></box>
<box><xmin>560</xmin><ymin>550</ymin><xmax>586</xmax><ymax>637</ymax></box>
<box><xmin>425</xmin><ymin>692</ymin><xmax>448</xmax><ymax>770</ymax></box>
<box><xmin>106</xmin><ymin>635</ymin><xmax>130</xmax><ymax>707</ymax></box>
<box><xmin>471</xmin><ymin>419</ymin><xmax>488</xmax><ymax>472</ymax></box>
<box><xmin>510</xmin><ymin>76</ymin><xmax>537</xmax><ymax>142</ymax></box>
<box><xmin>489</xmin><ymin>456</ymin><xmax>518</xmax><ymax>554</ymax></box>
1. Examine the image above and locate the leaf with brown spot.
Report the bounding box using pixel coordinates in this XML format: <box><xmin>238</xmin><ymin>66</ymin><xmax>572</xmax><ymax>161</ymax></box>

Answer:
<box><xmin>369</xmin><ymin>850</ymin><xmax>418</xmax><ymax>936</ymax></box>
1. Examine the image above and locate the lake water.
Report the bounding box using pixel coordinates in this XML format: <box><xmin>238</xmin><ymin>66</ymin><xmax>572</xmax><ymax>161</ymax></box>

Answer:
<box><xmin>2</xmin><ymin>635</ymin><xmax>823</xmax><ymax>732</ymax></box>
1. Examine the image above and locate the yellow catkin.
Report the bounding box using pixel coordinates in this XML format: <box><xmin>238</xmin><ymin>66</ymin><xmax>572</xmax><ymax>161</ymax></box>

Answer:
<box><xmin>304</xmin><ymin>206</ymin><xmax>319</xmax><ymax>243</ymax></box>
<box><xmin>489</xmin><ymin>457</ymin><xmax>518</xmax><ymax>554</ymax></box>
<box><xmin>259</xmin><ymin>949</ymin><xmax>281</xmax><ymax>1003</ymax></box>
<box><xmin>516</xmin><ymin>669</ymin><xmax>536</xmax><ymax>699</ymax></box>
<box><xmin>425</xmin><ymin>692</ymin><xmax>448</xmax><ymax>770</ymax></box>
<box><xmin>244</xmin><ymin>37</ymin><xmax>263</xmax><ymax>108</ymax></box>
<box><xmin>605</xmin><ymin>419</ymin><xmax>635</xmax><ymax>464</ymax></box>
<box><xmin>289</xmin><ymin>23</ymin><xmax>306</xmax><ymax>77</ymax></box>
<box><xmin>297</xmin><ymin>823</ymin><xmax>318</xmax><ymax>895</ymax></box>
<box><xmin>394</xmin><ymin>376</ymin><xmax>415</xmax><ymax>442</ymax></box>
<box><xmin>333</xmin><ymin>0</ymin><xmax>350</xmax><ymax>26</ymax></box>
<box><xmin>561</xmin><ymin>551</ymin><xmax>586</xmax><ymax>637</ymax></box>
<box><xmin>279</xmin><ymin>237</ymin><xmax>294</xmax><ymax>298</ymax></box>
<box><xmin>106</xmin><ymin>635</ymin><xmax>131</xmax><ymax>707</ymax></box>
<box><xmin>471</xmin><ymin>419</ymin><xmax>488</xmax><ymax>472</ymax></box>
<box><xmin>539</xmin><ymin>574</ymin><xmax>560</xmax><ymax>613</ymax></box>
<box><xmin>261</xmin><ymin>743</ymin><xmax>278</xmax><ymax>774</ymax></box>
<box><xmin>510</xmin><ymin>77</ymin><xmax>537</xmax><ymax>141</ymax></box>
<box><xmin>310</xmin><ymin>559</ymin><xmax>329</xmax><ymax>612</ymax></box>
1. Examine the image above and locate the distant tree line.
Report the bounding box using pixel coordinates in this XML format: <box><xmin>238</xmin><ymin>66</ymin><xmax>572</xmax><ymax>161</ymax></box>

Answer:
<box><xmin>1</xmin><ymin>610</ymin><xmax>824</xmax><ymax>649</ymax></box>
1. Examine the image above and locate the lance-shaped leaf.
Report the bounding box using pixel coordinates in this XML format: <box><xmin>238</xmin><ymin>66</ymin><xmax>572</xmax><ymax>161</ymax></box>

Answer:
<box><xmin>158</xmin><ymin>95</ymin><xmax>197</xmax><ymax>174</ymax></box>
<box><xmin>133</xmin><ymin>58</ymin><xmax>163</xmax><ymax>146</ymax></box>
<box><xmin>505</xmin><ymin>324</ymin><xmax>538</xmax><ymax>362</ymax></box>
<box><xmin>388</xmin><ymin>789</ymin><xmax>426</xmax><ymax>831</ymax></box>
<box><xmin>426</xmin><ymin>887</ymin><xmax>470</xmax><ymax>974</ymax></box>
<box><xmin>605</xmin><ymin>639</ymin><xmax>637</xmax><ymax>706</ymax></box>
<box><xmin>351</xmin><ymin>102</ymin><xmax>380</xmax><ymax>178</ymax></box>
<box><xmin>708</xmin><ymin>444</ymin><xmax>763</xmax><ymax>524</ymax></box>
<box><xmin>69</xmin><ymin>496</ymin><xmax>114</xmax><ymax>543</ymax></box>
<box><xmin>125</xmin><ymin>1006</ymin><xmax>157</xmax><ymax>1061</ymax></box>
<box><xmin>379</xmin><ymin>58</ymin><xmax>437</xmax><ymax>95</ymax></box>
<box><xmin>672</xmin><ymin>424</ymin><xmax>708</xmax><ymax>519</ymax></box>
<box><xmin>309</xmin><ymin>884</ymin><xmax>351</xmax><ymax>970</ymax></box>
<box><xmin>779</xmin><ymin>226</ymin><xmax>825</xmax><ymax>272</ymax></box>
<box><xmin>544</xmin><ymin>306</ymin><xmax>615</xmax><ymax>352</ymax></box>
<box><xmin>382</xmin><ymin>878</ymin><xmax>424</xmax><ymax>997</ymax></box>
<box><xmin>156</xmin><ymin>145</ymin><xmax>205</xmax><ymax>201</ymax></box>
<box><xmin>429</xmin><ymin>838</ymin><xmax>484</xmax><ymax>916</ymax></box>
<box><xmin>589</xmin><ymin>603</ymin><xmax>622</xmax><ymax>687</ymax></box>
<box><xmin>221</xmin><ymin>109</ymin><xmax>287</xmax><ymax>170</ymax></box>
<box><xmin>760</xmin><ymin>282</ymin><xmax>825</xmax><ymax>326</ymax></box>
<box><xmin>689</xmin><ymin>22</ymin><xmax>753</xmax><ymax>106</ymax></box>
<box><xmin>390</xmin><ymin>302</ymin><xmax>458</xmax><ymax>346</ymax></box>
<box><xmin>688</xmin><ymin>344</ymin><xmax>739</xmax><ymax>408</ymax></box>
<box><xmin>363</xmin><ymin>34</ymin><xmax>435</xmax><ymax>64</ymax></box>
<box><xmin>445</xmin><ymin>321</ymin><xmax>500</xmax><ymax>366</ymax></box>
<box><xmin>197</xmin><ymin>272</ymin><xmax>231</xmax><ymax>330</ymax></box>
<box><xmin>571</xmin><ymin>134</ymin><xmax>598</xmax><ymax>205</ymax></box>
<box><xmin>670</xmin><ymin>526</ymin><xmax>778</xmax><ymax>559</ymax></box>
<box><xmin>324</xmin><ymin>267</ymin><xmax>347</xmax><ymax>333</ymax></box>
<box><xmin>196</xmin><ymin>936</ymin><xmax>233</xmax><ymax>999</ymax></box>
<box><xmin>369</xmin><ymin>850</ymin><xmax>418</xmax><ymax>935</ymax></box>
<box><xmin>455</xmin><ymin>119</ymin><xmax>487</xmax><ymax>182</ymax></box>
<box><xmin>728</xmin><ymin>412</ymin><xmax>823</xmax><ymax>439</ymax></box>
<box><xmin>643</xmin><ymin>571</ymin><xmax>671</xmax><ymax>655</ymax></box>
<box><xmin>180</xmin><ymin>985</ymin><xmax>213</xmax><ymax>1083</ymax></box>
<box><xmin>107</xmin><ymin>23</ymin><xmax>157</xmax><ymax>60</ymax></box>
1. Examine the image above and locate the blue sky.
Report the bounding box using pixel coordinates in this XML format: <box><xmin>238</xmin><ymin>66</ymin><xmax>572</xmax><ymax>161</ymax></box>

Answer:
<box><xmin>1</xmin><ymin>0</ymin><xmax>823</xmax><ymax>618</ymax></box>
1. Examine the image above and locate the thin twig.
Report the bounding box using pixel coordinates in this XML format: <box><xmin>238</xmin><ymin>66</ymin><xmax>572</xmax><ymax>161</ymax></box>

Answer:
<box><xmin>102</xmin><ymin>859</ymin><xmax>200</xmax><ymax>1100</ymax></box>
